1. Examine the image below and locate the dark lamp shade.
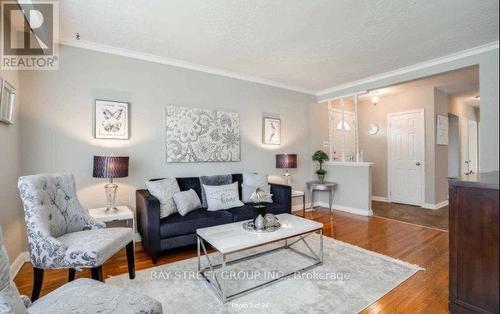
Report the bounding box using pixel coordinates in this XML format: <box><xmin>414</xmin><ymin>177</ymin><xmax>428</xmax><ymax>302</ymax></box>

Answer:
<box><xmin>93</xmin><ymin>156</ymin><xmax>129</xmax><ymax>178</ymax></box>
<box><xmin>276</xmin><ymin>154</ymin><xmax>297</xmax><ymax>169</ymax></box>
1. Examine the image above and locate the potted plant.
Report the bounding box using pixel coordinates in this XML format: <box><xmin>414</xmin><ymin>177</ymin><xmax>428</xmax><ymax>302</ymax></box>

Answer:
<box><xmin>312</xmin><ymin>150</ymin><xmax>329</xmax><ymax>181</ymax></box>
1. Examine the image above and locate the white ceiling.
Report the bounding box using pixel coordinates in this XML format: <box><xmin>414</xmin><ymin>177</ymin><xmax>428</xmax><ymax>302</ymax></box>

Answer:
<box><xmin>59</xmin><ymin>0</ymin><xmax>498</xmax><ymax>93</ymax></box>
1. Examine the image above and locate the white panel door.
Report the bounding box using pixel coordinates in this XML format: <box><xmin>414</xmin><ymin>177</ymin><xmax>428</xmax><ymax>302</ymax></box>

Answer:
<box><xmin>388</xmin><ymin>110</ymin><xmax>424</xmax><ymax>206</ymax></box>
<box><xmin>467</xmin><ymin>119</ymin><xmax>478</xmax><ymax>173</ymax></box>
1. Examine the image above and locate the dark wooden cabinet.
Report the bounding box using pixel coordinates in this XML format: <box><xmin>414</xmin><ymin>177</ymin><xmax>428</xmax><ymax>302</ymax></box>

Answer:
<box><xmin>449</xmin><ymin>172</ymin><xmax>499</xmax><ymax>314</ymax></box>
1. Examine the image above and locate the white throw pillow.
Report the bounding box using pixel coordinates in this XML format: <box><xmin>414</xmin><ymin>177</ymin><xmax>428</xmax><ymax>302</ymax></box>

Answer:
<box><xmin>173</xmin><ymin>189</ymin><xmax>201</xmax><ymax>216</ymax></box>
<box><xmin>243</xmin><ymin>172</ymin><xmax>268</xmax><ymax>187</ymax></box>
<box><xmin>145</xmin><ymin>178</ymin><xmax>180</xmax><ymax>219</ymax></box>
<box><xmin>242</xmin><ymin>184</ymin><xmax>273</xmax><ymax>203</ymax></box>
<box><xmin>203</xmin><ymin>182</ymin><xmax>244</xmax><ymax>211</ymax></box>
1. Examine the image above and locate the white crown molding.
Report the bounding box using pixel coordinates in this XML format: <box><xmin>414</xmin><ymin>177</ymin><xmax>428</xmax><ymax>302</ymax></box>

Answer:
<box><xmin>58</xmin><ymin>38</ymin><xmax>316</xmax><ymax>96</ymax></box>
<box><xmin>58</xmin><ymin>38</ymin><xmax>498</xmax><ymax>99</ymax></box>
<box><xmin>317</xmin><ymin>41</ymin><xmax>500</xmax><ymax>97</ymax></box>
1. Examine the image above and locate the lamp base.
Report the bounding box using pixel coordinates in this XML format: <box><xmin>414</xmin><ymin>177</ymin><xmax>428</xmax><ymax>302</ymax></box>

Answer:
<box><xmin>104</xmin><ymin>181</ymin><xmax>118</xmax><ymax>212</ymax></box>
<box><xmin>282</xmin><ymin>170</ymin><xmax>292</xmax><ymax>186</ymax></box>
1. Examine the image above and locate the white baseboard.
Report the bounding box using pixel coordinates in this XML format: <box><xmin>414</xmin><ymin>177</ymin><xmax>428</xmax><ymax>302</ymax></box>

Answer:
<box><xmin>292</xmin><ymin>202</ymin><xmax>372</xmax><ymax>216</ymax></box>
<box><xmin>422</xmin><ymin>200</ymin><xmax>449</xmax><ymax>210</ymax></box>
<box><xmin>10</xmin><ymin>252</ymin><xmax>29</xmax><ymax>278</ymax></box>
<box><xmin>371</xmin><ymin>195</ymin><xmax>390</xmax><ymax>202</ymax></box>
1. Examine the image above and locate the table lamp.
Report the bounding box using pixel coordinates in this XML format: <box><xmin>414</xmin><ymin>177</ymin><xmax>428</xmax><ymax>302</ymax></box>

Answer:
<box><xmin>93</xmin><ymin>156</ymin><xmax>129</xmax><ymax>212</ymax></box>
<box><xmin>276</xmin><ymin>154</ymin><xmax>297</xmax><ymax>186</ymax></box>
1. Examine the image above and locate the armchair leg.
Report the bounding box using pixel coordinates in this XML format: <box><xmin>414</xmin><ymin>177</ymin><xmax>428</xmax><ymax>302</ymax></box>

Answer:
<box><xmin>151</xmin><ymin>252</ymin><xmax>158</xmax><ymax>264</ymax></box>
<box><xmin>91</xmin><ymin>266</ymin><xmax>104</xmax><ymax>282</ymax></box>
<box><xmin>68</xmin><ymin>268</ymin><xmax>76</xmax><ymax>282</ymax></box>
<box><xmin>126</xmin><ymin>241</ymin><xmax>135</xmax><ymax>279</ymax></box>
<box><xmin>31</xmin><ymin>267</ymin><xmax>44</xmax><ymax>302</ymax></box>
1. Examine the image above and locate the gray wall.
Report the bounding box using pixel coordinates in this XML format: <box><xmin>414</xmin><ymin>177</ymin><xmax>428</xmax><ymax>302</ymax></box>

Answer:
<box><xmin>311</xmin><ymin>82</ymin><xmax>475</xmax><ymax>205</ymax></box>
<box><xmin>318</xmin><ymin>48</ymin><xmax>499</xmax><ymax>172</ymax></box>
<box><xmin>357</xmin><ymin>86</ymin><xmax>438</xmax><ymax>204</ymax></box>
<box><xmin>448</xmin><ymin>96</ymin><xmax>479</xmax><ymax>122</ymax></box>
<box><xmin>0</xmin><ymin>69</ymin><xmax>26</xmax><ymax>262</ymax></box>
<box><xmin>19</xmin><ymin>45</ymin><xmax>316</xmax><ymax>216</ymax></box>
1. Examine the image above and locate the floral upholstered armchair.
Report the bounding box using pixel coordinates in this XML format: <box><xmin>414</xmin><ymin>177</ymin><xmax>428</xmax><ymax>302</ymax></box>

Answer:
<box><xmin>0</xmin><ymin>226</ymin><xmax>162</xmax><ymax>314</ymax></box>
<box><xmin>17</xmin><ymin>173</ymin><xmax>135</xmax><ymax>301</ymax></box>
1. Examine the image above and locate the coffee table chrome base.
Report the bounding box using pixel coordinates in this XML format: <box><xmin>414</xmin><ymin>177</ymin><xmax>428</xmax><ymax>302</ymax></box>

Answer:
<box><xmin>197</xmin><ymin>229</ymin><xmax>323</xmax><ymax>303</ymax></box>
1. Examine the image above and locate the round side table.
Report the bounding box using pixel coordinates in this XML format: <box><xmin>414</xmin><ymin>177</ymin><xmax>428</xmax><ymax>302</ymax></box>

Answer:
<box><xmin>307</xmin><ymin>181</ymin><xmax>337</xmax><ymax>212</ymax></box>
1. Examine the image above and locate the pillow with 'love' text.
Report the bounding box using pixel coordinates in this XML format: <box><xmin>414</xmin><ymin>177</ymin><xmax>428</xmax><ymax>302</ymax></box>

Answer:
<box><xmin>202</xmin><ymin>182</ymin><xmax>244</xmax><ymax>211</ymax></box>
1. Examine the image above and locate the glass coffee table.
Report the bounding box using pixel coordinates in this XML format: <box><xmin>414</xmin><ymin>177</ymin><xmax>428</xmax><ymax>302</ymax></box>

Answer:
<box><xmin>196</xmin><ymin>213</ymin><xmax>324</xmax><ymax>303</ymax></box>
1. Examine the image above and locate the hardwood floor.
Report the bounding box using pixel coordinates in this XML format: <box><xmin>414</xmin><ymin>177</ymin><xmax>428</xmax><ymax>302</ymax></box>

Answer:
<box><xmin>14</xmin><ymin>208</ymin><xmax>449</xmax><ymax>313</ymax></box>
<box><xmin>372</xmin><ymin>201</ymin><xmax>449</xmax><ymax>231</ymax></box>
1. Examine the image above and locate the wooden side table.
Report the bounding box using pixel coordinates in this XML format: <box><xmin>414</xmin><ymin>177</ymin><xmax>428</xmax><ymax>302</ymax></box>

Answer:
<box><xmin>307</xmin><ymin>181</ymin><xmax>337</xmax><ymax>212</ymax></box>
<box><xmin>292</xmin><ymin>190</ymin><xmax>306</xmax><ymax>217</ymax></box>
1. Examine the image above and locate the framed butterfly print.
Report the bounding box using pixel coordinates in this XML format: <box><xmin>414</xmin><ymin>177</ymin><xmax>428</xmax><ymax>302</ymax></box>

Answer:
<box><xmin>262</xmin><ymin>117</ymin><xmax>281</xmax><ymax>145</ymax></box>
<box><xmin>94</xmin><ymin>100</ymin><xmax>129</xmax><ymax>139</ymax></box>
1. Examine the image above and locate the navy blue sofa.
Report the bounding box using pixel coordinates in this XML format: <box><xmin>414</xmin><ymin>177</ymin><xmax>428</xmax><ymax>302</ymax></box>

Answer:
<box><xmin>136</xmin><ymin>174</ymin><xmax>291</xmax><ymax>263</ymax></box>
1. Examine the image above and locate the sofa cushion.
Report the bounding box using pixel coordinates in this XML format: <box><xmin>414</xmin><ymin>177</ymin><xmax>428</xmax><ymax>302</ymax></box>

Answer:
<box><xmin>57</xmin><ymin>228</ymin><xmax>133</xmax><ymax>268</ymax></box>
<box><xmin>160</xmin><ymin>209</ymin><xmax>233</xmax><ymax>238</ymax></box>
<box><xmin>243</xmin><ymin>172</ymin><xmax>268</xmax><ymax>186</ymax></box>
<box><xmin>229</xmin><ymin>203</ymin><xmax>288</xmax><ymax>222</ymax></box>
<box><xmin>145</xmin><ymin>178</ymin><xmax>180</xmax><ymax>219</ymax></box>
<box><xmin>203</xmin><ymin>182</ymin><xmax>244</xmax><ymax>211</ymax></box>
<box><xmin>176</xmin><ymin>177</ymin><xmax>203</xmax><ymax>199</ymax></box>
<box><xmin>173</xmin><ymin>189</ymin><xmax>202</xmax><ymax>216</ymax></box>
<box><xmin>199</xmin><ymin>174</ymin><xmax>233</xmax><ymax>208</ymax></box>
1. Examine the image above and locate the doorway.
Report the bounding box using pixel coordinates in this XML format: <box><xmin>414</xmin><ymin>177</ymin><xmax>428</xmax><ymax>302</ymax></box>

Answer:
<box><xmin>387</xmin><ymin>109</ymin><xmax>425</xmax><ymax>206</ymax></box>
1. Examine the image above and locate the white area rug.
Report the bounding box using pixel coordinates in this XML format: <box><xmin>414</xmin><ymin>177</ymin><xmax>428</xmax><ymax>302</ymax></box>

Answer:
<box><xmin>108</xmin><ymin>235</ymin><xmax>423</xmax><ymax>313</ymax></box>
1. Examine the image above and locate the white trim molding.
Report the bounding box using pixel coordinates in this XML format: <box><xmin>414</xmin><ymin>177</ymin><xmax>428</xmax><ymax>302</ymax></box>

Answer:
<box><xmin>292</xmin><ymin>201</ymin><xmax>373</xmax><ymax>216</ymax></box>
<box><xmin>59</xmin><ymin>38</ymin><xmax>316</xmax><ymax>96</ymax></box>
<box><xmin>372</xmin><ymin>196</ymin><xmax>390</xmax><ymax>202</ymax></box>
<box><xmin>422</xmin><ymin>200</ymin><xmax>449</xmax><ymax>210</ymax></box>
<box><xmin>317</xmin><ymin>41</ymin><xmax>499</xmax><ymax>97</ymax></box>
<box><xmin>10</xmin><ymin>251</ymin><xmax>29</xmax><ymax>278</ymax></box>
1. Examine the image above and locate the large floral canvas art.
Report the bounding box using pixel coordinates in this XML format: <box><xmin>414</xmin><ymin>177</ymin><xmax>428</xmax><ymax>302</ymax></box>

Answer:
<box><xmin>166</xmin><ymin>105</ymin><xmax>240</xmax><ymax>162</ymax></box>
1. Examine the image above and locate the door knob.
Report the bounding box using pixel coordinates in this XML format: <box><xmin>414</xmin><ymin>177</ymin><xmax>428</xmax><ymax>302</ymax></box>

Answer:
<box><xmin>416</xmin><ymin>162</ymin><xmax>421</xmax><ymax>166</ymax></box>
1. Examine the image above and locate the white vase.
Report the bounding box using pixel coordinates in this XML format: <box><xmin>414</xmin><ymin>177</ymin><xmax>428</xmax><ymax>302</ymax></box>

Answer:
<box><xmin>254</xmin><ymin>214</ymin><xmax>265</xmax><ymax>230</ymax></box>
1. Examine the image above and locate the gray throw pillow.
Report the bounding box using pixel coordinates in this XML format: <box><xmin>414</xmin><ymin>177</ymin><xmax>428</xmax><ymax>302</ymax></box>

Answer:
<box><xmin>172</xmin><ymin>189</ymin><xmax>202</xmax><ymax>216</ymax></box>
<box><xmin>199</xmin><ymin>174</ymin><xmax>233</xmax><ymax>208</ymax></box>
<box><xmin>145</xmin><ymin>178</ymin><xmax>180</xmax><ymax>219</ymax></box>
<box><xmin>243</xmin><ymin>172</ymin><xmax>268</xmax><ymax>186</ymax></box>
